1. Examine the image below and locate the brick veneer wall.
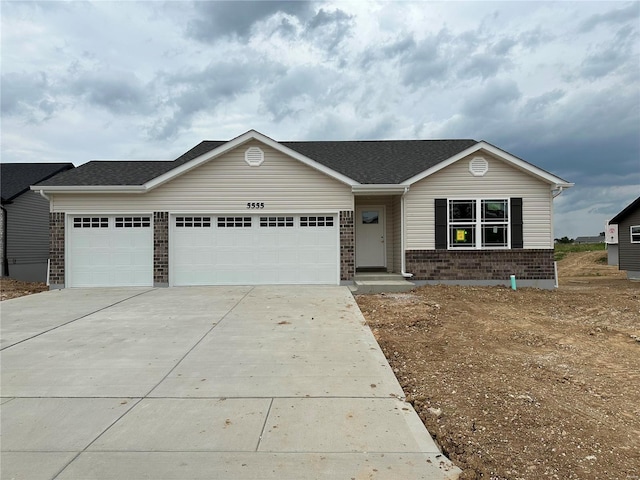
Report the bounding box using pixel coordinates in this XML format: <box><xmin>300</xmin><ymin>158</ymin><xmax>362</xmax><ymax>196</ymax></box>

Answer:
<box><xmin>154</xmin><ymin>212</ymin><xmax>169</xmax><ymax>286</ymax></box>
<box><xmin>49</xmin><ymin>212</ymin><xmax>65</xmax><ymax>286</ymax></box>
<box><xmin>406</xmin><ymin>249</ymin><xmax>555</xmax><ymax>280</ymax></box>
<box><xmin>340</xmin><ymin>210</ymin><xmax>354</xmax><ymax>281</ymax></box>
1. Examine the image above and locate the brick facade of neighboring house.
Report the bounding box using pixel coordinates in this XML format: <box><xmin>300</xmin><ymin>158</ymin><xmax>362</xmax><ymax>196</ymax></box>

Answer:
<box><xmin>406</xmin><ymin>249</ymin><xmax>555</xmax><ymax>281</ymax></box>
<box><xmin>340</xmin><ymin>210</ymin><xmax>355</xmax><ymax>281</ymax></box>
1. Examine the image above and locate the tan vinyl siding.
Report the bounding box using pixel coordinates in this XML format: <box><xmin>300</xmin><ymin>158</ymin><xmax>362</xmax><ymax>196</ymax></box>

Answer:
<box><xmin>405</xmin><ymin>152</ymin><xmax>554</xmax><ymax>249</ymax></box>
<box><xmin>51</xmin><ymin>141</ymin><xmax>353</xmax><ymax>213</ymax></box>
<box><xmin>393</xmin><ymin>195</ymin><xmax>402</xmax><ymax>273</ymax></box>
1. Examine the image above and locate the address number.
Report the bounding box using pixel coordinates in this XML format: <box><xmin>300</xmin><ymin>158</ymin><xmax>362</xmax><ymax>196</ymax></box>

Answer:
<box><xmin>247</xmin><ymin>202</ymin><xmax>265</xmax><ymax>209</ymax></box>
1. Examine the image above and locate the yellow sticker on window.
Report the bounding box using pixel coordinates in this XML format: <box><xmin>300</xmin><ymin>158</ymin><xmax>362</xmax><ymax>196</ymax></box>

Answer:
<box><xmin>456</xmin><ymin>229</ymin><xmax>466</xmax><ymax>241</ymax></box>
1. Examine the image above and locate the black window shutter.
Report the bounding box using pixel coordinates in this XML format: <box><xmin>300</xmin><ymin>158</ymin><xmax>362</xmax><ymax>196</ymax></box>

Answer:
<box><xmin>435</xmin><ymin>198</ymin><xmax>447</xmax><ymax>249</ymax></box>
<box><xmin>511</xmin><ymin>197</ymin><xmax>523</xmax><ymax>249</ymax></box>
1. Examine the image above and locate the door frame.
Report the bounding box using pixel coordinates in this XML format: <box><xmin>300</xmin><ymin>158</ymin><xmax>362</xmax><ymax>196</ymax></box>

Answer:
<box><xmin>355</xmin><ymin>205</ymin><xmax>387</xmax><ymax>268</ymax></box>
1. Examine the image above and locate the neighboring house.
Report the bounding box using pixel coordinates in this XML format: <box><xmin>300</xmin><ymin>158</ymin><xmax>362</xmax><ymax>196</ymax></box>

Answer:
<box><xmin>31</xmin><ymin>130</ymin><xmax>572</xmax><ymax>289</ymax></box>
<box><xmin>608</xmin><ymin>196</ymin><xmax>640</xmax><ymax>280</ymax></box>
<box><xmin>574</xmin><ymin>235</ymin><xmax>605</xmax><ymax>244</ymax></box>
<box><xmin>1</xmin><ymin>163</ymin><xmax>74</xmax><ymax>282</ymax></box>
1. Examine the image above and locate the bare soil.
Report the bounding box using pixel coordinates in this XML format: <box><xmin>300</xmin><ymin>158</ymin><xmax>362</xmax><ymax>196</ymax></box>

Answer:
<box><xmin>357</xmin><ymin>251</ymin><xmax>640</xmax><ymax>480</ymax></box>
<box><xmin>0</xmin><ymin>277</ymin><xmax>48</xmax><ymax>301</ymax></box>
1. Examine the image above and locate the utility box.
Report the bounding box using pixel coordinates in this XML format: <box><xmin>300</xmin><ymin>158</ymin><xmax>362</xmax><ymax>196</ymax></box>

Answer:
<box><xmin>606</xmin><ymin>223</ymin><xmax>619</xmax><ymax>266</ymax></box>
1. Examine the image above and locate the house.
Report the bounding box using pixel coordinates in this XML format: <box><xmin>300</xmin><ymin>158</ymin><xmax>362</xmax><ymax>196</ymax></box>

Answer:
<box><xmin>1</xmin><ymin>162</ymin><xmax>74</xmax><ymax>282</ymax></box>
<box><xmin>31</xmin><ymin>130</ymin><xmax>572</xmax><ymax>289</ymax></box>
<box><xmin>574</xmin><ymin>234</ymin><xmax>605</xmax><ymax>244</ymax></box>
<box><xmin>608</xmin><ymin>196</ymin><xmax>640</xmax><ymax>280</ymax></box>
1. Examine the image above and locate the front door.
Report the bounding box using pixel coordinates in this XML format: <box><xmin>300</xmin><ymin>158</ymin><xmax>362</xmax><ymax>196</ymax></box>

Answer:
<box><xmin>355</xmin><ymin>206</ymin><xmax>386</xmax><ymax>268</ymax></box>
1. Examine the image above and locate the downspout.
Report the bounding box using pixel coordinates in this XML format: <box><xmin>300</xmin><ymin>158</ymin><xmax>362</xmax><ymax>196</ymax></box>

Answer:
<box><xmin>552</xmin><ymin>186</ymin><xmax>564</xmax><ymax>198</ymax></box>
<box><xmin>400</xmin><ymin>187</ymin><xmax>414</xmax><ymax>278</ymax></box>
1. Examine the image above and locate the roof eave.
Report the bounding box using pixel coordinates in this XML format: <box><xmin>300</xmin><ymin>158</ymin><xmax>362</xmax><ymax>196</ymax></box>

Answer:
<box><xmin>609</xmin><ymin>196</ymin><xmax>640</xmax><ymax>224</ymax></box>
<box><xmin>30</xmin><ymin>185</ymin><xmax>147</xmax><ymax>194</ymax></box>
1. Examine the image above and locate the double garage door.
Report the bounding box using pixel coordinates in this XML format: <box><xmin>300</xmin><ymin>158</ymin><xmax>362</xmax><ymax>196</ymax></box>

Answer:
<box><xmin>67</xmin><ymin>214</ymin><xmax>338</xmax><ymax>287</ymax></box>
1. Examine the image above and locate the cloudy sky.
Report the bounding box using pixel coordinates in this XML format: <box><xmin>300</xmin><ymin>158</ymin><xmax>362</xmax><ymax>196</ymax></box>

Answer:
<box><xmin>2</xmin><ymin>1</ymin><xmax>639</xmax><ymax>238</ymax></box>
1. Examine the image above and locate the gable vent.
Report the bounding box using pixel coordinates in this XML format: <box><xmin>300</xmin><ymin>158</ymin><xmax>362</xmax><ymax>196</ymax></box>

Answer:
<box><xmin>245</xmin><ymin>146</ymin><xmax>264</xmax><ymax>167</ymax></box>
<box><xmin>469</xmin><ymin>156</ymin><xmax>489</xmax><ymax>176</ymax></box>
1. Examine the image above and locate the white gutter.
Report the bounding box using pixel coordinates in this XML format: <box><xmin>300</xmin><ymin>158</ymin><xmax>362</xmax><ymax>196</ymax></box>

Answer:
<box><xmin>400</xmin><ymin>186</ymin><xmax>413</xmax><ymax>278</ymax></box>
<box><xmin>30</xmin><ymin>185</ymin><xmax>147</xmax><ymax>194</ymax></box>
<box><xmin>552</xmin><ymin>185</ymin><xmax>566</xmax><ymax>198</ymax></box>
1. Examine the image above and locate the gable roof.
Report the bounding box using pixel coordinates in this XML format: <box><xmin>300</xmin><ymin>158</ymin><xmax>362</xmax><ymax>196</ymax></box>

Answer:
<box><xmin>609</xmin><ymin>196</ymin><xmax>640</xmax><ymax>224</ymax></box>
<box><xmin>1</xmin><ymin>162</ymin><xmax>74</xmax><ymax>202</ymax></box>
<box><xmin>31</xmin><ymin>129</ymin><xmax>572</xmax><ymax>192</ymax></box>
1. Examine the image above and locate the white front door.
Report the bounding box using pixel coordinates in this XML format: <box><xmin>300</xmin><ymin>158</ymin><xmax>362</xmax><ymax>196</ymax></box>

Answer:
<box><xmin>355</xmin><ymin>206</ymin><xmax>386</xmax><ymax>268</ymax></box>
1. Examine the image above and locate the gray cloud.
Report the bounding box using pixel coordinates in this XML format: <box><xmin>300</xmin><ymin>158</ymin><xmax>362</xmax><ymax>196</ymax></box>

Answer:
<box><xmin>578</xmin><ymin>2</ymin><xmax>640</xmax><ymax>33</ymax></box>
<box><xmin>460</xmin><ymin>79</ymin><xmax>521</xmax><ymax>117</ymax></box>
<box><xmin>69</xmin><ymin>70</ymin><xmax>151</xmax><ymax>115</ymax></box>
<box><xmin>359</xmin><ymin>35</ymin><xmax>415</xmax><ymax>68</ymax></box>
<box><xmin>150</xmin><ymin>59</ymin><xmax>285</xmax><ymax>139</ymax></box>
<box><xmin>522</xmin><ymin>89</ymin><xmax>566</xmax><ymax>117</ymax></box>
<box><xmin>186</xmin><ymin>1</ymin><xmax>313</xmax><ymax>42</ymax></box>
<box><xmin>578</xmin><ymin>25</ymin><xmax>638</xmax><ymax>79</ymax></box>
<box><xmin>304</xmin><ymin>8</ymin><xmax>354</xmax><ymax>54</ymax></box>
<box><xmin>1</xmin><ymin>71</ymin><xmax>49</xmax><ymax>115</ymax></box>
<box><xmin>457</xmin><ymin>52</ymin><xmax>511</xmax><ymax>81</ymax></box>
<box><xmin>399</xmin><ymin>30</ymin><xmax>453</xmax><ymax>87</ymax></box>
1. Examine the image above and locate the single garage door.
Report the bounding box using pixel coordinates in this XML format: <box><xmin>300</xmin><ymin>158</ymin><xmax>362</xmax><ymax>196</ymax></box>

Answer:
<box><xmin>171</xmin><ymin>214</ymin><xmax>339</xmax><ymax>285</ymax></box>
<box><xmin>67</xmin><ymin>215</ymin><xmax>153</xmax><ymax>287</ymax></box>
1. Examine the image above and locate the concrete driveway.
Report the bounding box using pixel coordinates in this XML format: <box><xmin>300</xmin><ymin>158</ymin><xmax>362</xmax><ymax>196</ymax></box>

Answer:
<box><xmin>1</xmin><ymin>286</ymin><xmax>460</xmax><ymax>479</ymax></box>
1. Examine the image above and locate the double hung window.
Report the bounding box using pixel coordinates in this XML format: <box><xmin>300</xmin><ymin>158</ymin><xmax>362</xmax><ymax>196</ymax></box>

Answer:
<box><xmin>449</xmin><ymin>199</ymin><xmax>509</xmax><ymax>249</ymax></box>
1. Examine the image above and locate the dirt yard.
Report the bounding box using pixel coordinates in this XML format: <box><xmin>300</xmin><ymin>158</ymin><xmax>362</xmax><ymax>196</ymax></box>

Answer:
<box><xmin>0</xmin><ymin>277</ymin><xmax>48</xmax><ymax>301</ymax></box>
<box><xmin>357</xmin><ymin>251</ymin><xmax>639</xmax><ymax>480</ymax></box>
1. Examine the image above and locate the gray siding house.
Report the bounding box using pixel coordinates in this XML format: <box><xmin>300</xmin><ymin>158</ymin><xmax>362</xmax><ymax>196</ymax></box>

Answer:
<box><xmin>609</xmin><ymin>196</ymin><xmax>640</xmax><ymax>280</ymax></box>
<box><xmin>1</xmin><ymin>163</ymin><xmax>74</xmax><ymax>282</ymax></box>
<box><xmin>31</xmin><ymin>130</ymin><xmax>572</xmax><ymax>289</ymax></box>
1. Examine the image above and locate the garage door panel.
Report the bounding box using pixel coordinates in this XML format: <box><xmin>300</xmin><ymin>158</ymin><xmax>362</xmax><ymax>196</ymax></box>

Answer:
<box><xmin>172</xmin><ymin>214</ymin><xmax>338</xmax><ymax>285</ymax></box>
<box><xmin>68</xmin><ymin>216</ymin><xmax>153</xmax><ymax>287</ymax></box>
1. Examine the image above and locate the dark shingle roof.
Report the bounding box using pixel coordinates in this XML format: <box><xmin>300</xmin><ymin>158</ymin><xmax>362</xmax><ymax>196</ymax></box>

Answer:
<box><xmin>35</xmin><ymin>141</ymin><xmax>227</xmax><ymax>187</ymax></box>
<box><xmin>1</xmin><ymin>163</ymin><xmax>74</xmax><ymax>201</ymax></box>
<box><xmin>610</xmin><ymin>196</ymin><xmax>640</xmax><ymax>224</ymax></box>
<box><xmin>34</xmin><ymin>139</ymin><xmax>478</xmax><ymax>187</ymax></box>
<box><xmin>282</xmin><ymin>139</ymin><xmax>477</xmax><ymax>184</ymax></box>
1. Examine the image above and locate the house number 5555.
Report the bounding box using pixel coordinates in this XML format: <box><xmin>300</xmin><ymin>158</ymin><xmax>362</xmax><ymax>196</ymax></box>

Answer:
<box><xmin>247</xmin><ymin>202</ymin><xmax>265</xmax><ymax>209</ymax></box>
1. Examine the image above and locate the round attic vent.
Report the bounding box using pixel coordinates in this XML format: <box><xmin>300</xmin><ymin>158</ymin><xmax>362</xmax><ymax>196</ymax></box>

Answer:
<box><xmin>469</xmin><ymin>156</ymin><xmax>489</xmax><ymax>176</ymax></box>
<box><xmin>245</xmin><ymin>146</ymin><xmax>264</xmax><ymax>167</ymax></box>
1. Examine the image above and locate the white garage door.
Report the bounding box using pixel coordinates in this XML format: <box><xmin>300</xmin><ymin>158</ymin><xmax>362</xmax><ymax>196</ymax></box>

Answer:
<box><xmin>171</xmin><ymin>214</ymin><xmax>339</xmax><ymax>285</ymax></box>
<box><xmin>67</xmin><ymin>216</ymin><xmax>153</xmax><ymax>287</ymax></box>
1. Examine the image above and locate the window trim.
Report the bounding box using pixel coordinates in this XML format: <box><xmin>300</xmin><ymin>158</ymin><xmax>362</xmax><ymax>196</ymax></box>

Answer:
<box><xmin>631</xmin><ymin>225</ymin><xmax>640</xmax><ymax>243</ymax></box>
<box><xmin>446</xmin><ymin>198</ymin><xmax>511</xmax><ymax>250</ymax></box>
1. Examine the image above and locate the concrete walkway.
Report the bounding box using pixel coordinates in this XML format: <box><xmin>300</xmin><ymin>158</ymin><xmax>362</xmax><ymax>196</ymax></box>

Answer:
<box><xmin>1</xmin><ymin>286</ymin><xmax>460</xmax><ymax>479</ymax></box>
